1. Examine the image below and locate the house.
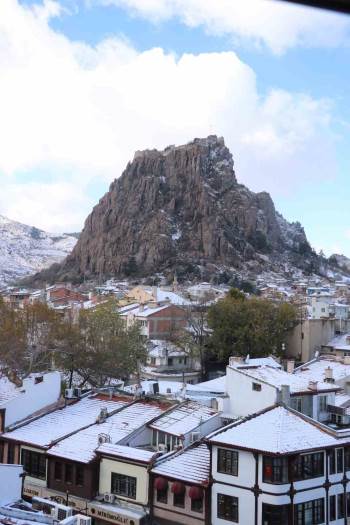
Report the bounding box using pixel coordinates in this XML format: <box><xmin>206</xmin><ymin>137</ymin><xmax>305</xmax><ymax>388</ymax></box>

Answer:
<box><xmin>0</xmin><ymin>371</ymin><xmax>61</xmax><ymax>431</ymax></box>
<box><xmin>119</xmin><ymin>303</ymin><xmax>187</xmax><ymax>339</ymax></box>
<box><xmin>0</xmin><ymin>393</ymin><xmax>133</xmax><ymax>501</ymax></box>
<box><xmin>149</xmin><ymin>400</ymin><xmax>221</xmax><ymax>452</ymax></box>
<box><xmin>321</xmin><ymin>333</ymin><xmax>350</xmax><ymax>358</ymax></box>
<box><xmin>225</xmin><ymin>356</ymin><xmax>340</xmax><ymax>422</ymax></box>
<box><xmin>94</xmin><ymin>444</ymin><xmax>159</xmax><ymax>525</ymax></box>
<box><xmin>151</xmin><ymin>443</ymin><xmax>210</xmax><ymax>525</ymax></box>
<box><xmin>127</xmin><ymin>286</ymin><xmax>190</xmax><ymax>306</ymax></box>
<box><xmin>142</xmin><ymin>339</ymin><xmax>201</xmax><ymax>384</ymax></box>
<box><xmin>208</xmin><ymin>404</ymin><xmax>350</xmax><ymax>525</ymax></box>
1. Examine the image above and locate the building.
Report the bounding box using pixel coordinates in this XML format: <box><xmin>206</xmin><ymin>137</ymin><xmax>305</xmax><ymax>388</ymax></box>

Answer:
<box><xmin>149</xmin><ymin>400</ymin><xmax>221</xmax><ymax>452</ymax></box>
<box><xmin>0</xmin><ymin>371</ymin><xmax>61</xmax><ymax>431</ymax></box>
<box><xmin>142</xmin><ymin>339</ymin><xmax>201</xmax><ymax>384</ymax></box>
<box><xmin>0</xmin><ymin>463</ymin><xmax>24</xmax><ymax>505</ymax></box>
<box><xmin>95</xmin><ymin>444</ymin><xmax>159</xmax><ymax>525</ymax></box>
<box><xmin>119</xmin><ymin>303</ymin><xmax>187</xmax><ymax>339</ymax></box>
<box><xmin>208</xmin><ymin>404</ymin><xmax>350</xmax><ymax>525</ymax></box>
<box><xmin>127</xmin><ymin>286</ymin><xmax>190</xmax><ymax>307</ymax></box>
<box><xmin>224</xmin><ymin>357</ymin><xmax>340</xmax><ymax>422</ymax></box>
<box><xmin>151</xmin><ymin>443</ymin><xmax>210</xmax><ymax>525</ymax></box>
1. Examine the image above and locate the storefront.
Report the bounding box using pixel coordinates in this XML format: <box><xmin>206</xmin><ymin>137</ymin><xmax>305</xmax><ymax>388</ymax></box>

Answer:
<box><xmin>88</xmin><ymin>501</ymin><xmax>148</xmax><ymax>525</ymax></box>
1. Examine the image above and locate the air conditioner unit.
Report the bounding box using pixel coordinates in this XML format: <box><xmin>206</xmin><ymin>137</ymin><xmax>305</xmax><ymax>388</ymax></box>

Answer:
<box><xmin>32</xmin><ymin>497</ymin><xmax>57</xmax><ymax>515</ymax></box>
<box><xmin>65</xmin><ymin>388</ymin><xmax>74</xmax><ymax>399</ymax></box>
<box><xmin>73</xmin><ymin>387</ymin><xmax>81</xmax><ymax>398</ymax></box>
<box><xmin>103</xmin><ymin>493</ymin><xmax>115</xmax><ymax>504</ymax></box>
<box><xmin>157</xmin><ymin>444</ymin><xmax>168</xmax><ymax>453</ymax></box>
<box><xmin>53</xmin><ymin>505</ymin><xmax>73</xmax><ymax>522</ymax></box>
<box><xmin>190</xmin><ymin>432</ymin><xmax>201</xmax><ymax>443</ymax></box>
<box><xmin>77</xmin><ymin>516</ymin><xmax>92</xmax><ymax>525</ymax></box>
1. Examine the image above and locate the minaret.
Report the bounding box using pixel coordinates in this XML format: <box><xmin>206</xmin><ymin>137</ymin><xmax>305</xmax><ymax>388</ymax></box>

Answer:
<box><xmin>172</xmin><ymin>272</ymin><xmax>178</xmax><ymax>292</ymax></box>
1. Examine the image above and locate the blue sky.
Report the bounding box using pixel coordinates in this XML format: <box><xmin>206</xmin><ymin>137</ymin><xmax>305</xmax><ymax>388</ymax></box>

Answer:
<box><xmin>1</xmin><ymin>0</ymin><xmax>349</xmax><ymax>256</ymax></box>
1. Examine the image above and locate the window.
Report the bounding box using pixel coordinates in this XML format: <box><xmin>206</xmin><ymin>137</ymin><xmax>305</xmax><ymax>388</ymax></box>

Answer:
<box><xmin>54</xmin><ymin>461</ymin><xmax>62</xmax><ymax>481</ymax></box>
<box><xmin>65</xmin><ymin>463</ymin><xmax>73</xmax><ymax>483</ymax></box>
<box><xmin>168</xmin><ymin>357</ymin><xmax>173</xmax><ymax>366</ymax></box>
<box><xmin>330</xmin><ymin>448</ymin><xmax>344</xmax><ymax>474</ymax></box>
<box><xmin>318</xmin><ymin>396</ymin><xmax>327</xmax><ymax>412</ymax></box>
<box><xmin>262</xmin><ymin>503</ymin><xmax>289</xmax><ymax>525</ymax></box>
<box><xmin>291</xmin><ymin>397</ymin><xmax>303</xmax><ymax>412</ymax></box>
<box><xmin>34</xmin><ymin>376</ymin><xmax>43</xmax><ymax>384</ymax></box>
<box><xmin>21</xmin><ymin>449</ymin><xmax>46</xmax><ymax>479</ymax></box>
<box><xmin>346</xmin><ymin>493</ymin><xmax>350</xmax><ymax>518</ymax></box>
<box><xmin>217</xmin><ymin>494</ymin><xmax>238</xmax><ymax>523</ymax></box>
<box><xmin>293</xmin><ymin>452</ymin><xmax>324</xmax><ymax>480</ymax></box>
<box><xmin>111</xmin><ymin>473</ymin><xmax>136</xmax><ymax>499</ymax></box>
<box><xmin>252</xmin><ymin>382</ymin><xmax>261</xmax><ymax>391</ymax></box>
<box><xmin>0</xmin><ymin>441</ymin><xmax>4</xmax><ymax>463</ymax></box>
<box><xmin>217</xmin><ymin>448</ymin><xmax>238</xmax><ymax>476</ymax></box>
<box><xmin>76</xmin><ymin>465</ymin><xmax>84</xmax><ymax>486</ymax></box>
<box><xmin>191</xmin><ymin>497</ymin><xmax>203</xmax><ymax>513</ymax></box>
<box><xmin>329</xmin><ymin>495</ymin><xmax>336</xmax><ymax>521</ymax></box>
<box><xmin>8</xmin><ymin>443</ymin><xmax>15</xmax><ymax>464</ymax></box>
<box><xmin>295</xmin><ymin>498</ymin><xmax>324</xmax><ymax>525</ymax></box>
<box><xmin>173</xmin><ymin>491</ymin><xmax>185</xmax><ymax>508</ymax></box>
<box><xmin>345</xmin><ymin>447</ymin><xmax>350</xmax><ymax>470</ymax></box>
<box><xmin>157</xmin><ymin>487</ymin><xmax>167</xmax><ymax>504</ymax></box>
<box><xmin>337</xmin><ymin>493</ymin><xmax>345</xmax><ymax>519</ymax></box>
<box><xmin>263</xmin><ymin>456</ymin><xmax>288</xmax><ymax>484</ymax></box>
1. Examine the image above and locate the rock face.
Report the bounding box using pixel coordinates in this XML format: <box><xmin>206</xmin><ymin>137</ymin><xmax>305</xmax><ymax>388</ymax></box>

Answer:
<box><xmin>0</xmin><ymin>215</ymin><xmax>77</xmax><ymax>286</ymax></box>
<box><xmin>36</xmin><ymin>136</ymin><xmax>318</xmax><ymax>283</ymax></box>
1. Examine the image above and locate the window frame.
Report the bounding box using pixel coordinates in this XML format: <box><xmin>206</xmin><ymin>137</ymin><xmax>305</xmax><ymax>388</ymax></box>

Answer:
<box><xmin>21</xmin><ymin>449</ymin><xmax>46</xmax><ymax>480</ymax></box>
<box><xmin>263</xmin><ymin>456</ymin><xmax>288</xmax><ymax>484</ymax></box>
<box><xmin>111</xmin><ymin>472</ymin><xmax>137</xmax><ymax>500</ymax></box>
<box><xmin>217</xmin><ymin>493</ymin><xmax>238</xmax><ymax>523</ymax></box>
<box><xmin>294</xmin><ymin>498</ymin><xmax>324</xmax><ymax>525</ymax></box>
<box><xmin>217</xmin><ymin>448</ymin><xmax>238</xmax><ymax>476</ymax></box>
<box><xmin>293</xmin><ymin>452</ymin><xmax>324</xmax><ymax>481</ymax></box>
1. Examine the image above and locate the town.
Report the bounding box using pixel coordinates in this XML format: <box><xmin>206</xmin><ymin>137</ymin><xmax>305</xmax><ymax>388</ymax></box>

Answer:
<box><xmin>1</xmin><ymin>273</ymin><xmax>350</xmax><ymax>524</ymax></box>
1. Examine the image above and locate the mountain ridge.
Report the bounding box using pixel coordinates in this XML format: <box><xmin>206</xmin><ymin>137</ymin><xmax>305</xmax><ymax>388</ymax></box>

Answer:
<box><xmin>27</xmin><ymin>136</ymin><xmax>330</xmax><ymax>284</ymax></box>
<box><xmin>0</xmin><ymin>215</ymin><xmax>77</xmax><ymax>286</ymax></box>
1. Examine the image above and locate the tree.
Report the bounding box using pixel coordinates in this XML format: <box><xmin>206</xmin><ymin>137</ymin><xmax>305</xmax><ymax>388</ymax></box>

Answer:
<box><xmin>207</xmin><ymin>290</ymin><xmax>298</xmax><ymax>362</ymax></box>
<box><xmin>65</xmin><ymin>300</ymin><xmax>147</xmax><ymax>387</ymax></box>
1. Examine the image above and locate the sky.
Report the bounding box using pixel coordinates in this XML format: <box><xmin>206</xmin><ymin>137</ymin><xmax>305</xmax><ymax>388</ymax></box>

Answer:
<box><xmin>0</xmin><ymin>0</ymin><xmax>349</xmax><ymax>257</ymax></box>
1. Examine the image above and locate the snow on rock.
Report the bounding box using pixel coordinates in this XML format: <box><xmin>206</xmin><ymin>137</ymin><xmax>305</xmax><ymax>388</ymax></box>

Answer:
<box><xmin>0</xmin><ymin>215</ymin><xmax>77</xmax><ymax>285</ymax></box>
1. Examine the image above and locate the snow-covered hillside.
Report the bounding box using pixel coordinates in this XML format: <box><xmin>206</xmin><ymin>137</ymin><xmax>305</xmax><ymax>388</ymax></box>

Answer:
<box><xmin>0</xmin><ymin>215</ymin><xmax>77</xmax><ymax>286</ymax></box>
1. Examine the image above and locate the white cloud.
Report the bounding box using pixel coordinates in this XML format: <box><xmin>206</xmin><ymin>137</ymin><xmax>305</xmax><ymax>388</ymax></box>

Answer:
<box><xmin>0</xmin><ymin>0</ymin><xmax>338</xmax><ymax>232</ymax></box>
<box><xmin>96</xmin><ymin>0</ymin><xmax>350</xmax><ymax>54</ymax></box>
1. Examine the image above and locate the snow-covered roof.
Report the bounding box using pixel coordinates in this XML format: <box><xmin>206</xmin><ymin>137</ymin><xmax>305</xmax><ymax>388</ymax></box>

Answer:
<box><xmin>210</xmin><ymin>406</ymin><xmax>350</xmax><ymax>454</ymax></box>
<box><xmin>2</xmin><ymin>394</ymin><xmax>131</xmax><ymax>448</ymax></box>
<box><xmin>152</xmin><ymin>443</ymin><xmax>210</xmax><ymax>484</ymax></box>
<box><xmin>324</xmin><ymin>333</ymin><xmax>350</xmax><ymax>351</ymax></box>
<box><xmin>47</xmin><ymin>400</ymin><xmax>167</xmax><ymax>463</ymax></box>
<box><xmin>150</xmin><ymin>401</ymin><xmax>219</xmax><ymax>436</ymax></box>
<box><xmin>119</xmin><ymin>303</ymin><xmax>178</xmax><ymax>318</ymax></box>
<box><xmin>230</xmin><ymin>363</ymin><xmax>339</xmax><ymax>394</ymax></box>
<box><xmin>155</xmin><ymin>289</ymin><xmax>190</xmax><ymax>306</ymax></box>
<box><xmin>97</xmin><ymin>443</ymin><xmax>158</xmax><ymax>463</ymax></box>
<box><xmin>148</xmin><ymin>339</ymin><xmax>186</xmax><ymax>358</ymax></box>
<box><xmin>231</xmin><ymin>356</ymin><xmax>282</xmax><ymax>369</ymax></box>
<box><xmin>295</xmin><ymin>356</ymin><xmax>350</xmax><ymax>384</ymax></box>
<box><xmin>193</xmin><ymin>376</ymin><xmax>226</xmax><ymax>393</ymax></box>
<box><xmin>0</xmin><ymin>375</ymin><xmax>19</xmax><ymax>404</ymax></box>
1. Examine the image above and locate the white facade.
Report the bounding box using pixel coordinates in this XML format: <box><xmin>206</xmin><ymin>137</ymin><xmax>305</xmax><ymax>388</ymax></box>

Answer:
<box><xmin>1</xmin><ymin>372</ymin><xmax>61</xmax><ymax>429</ymax></box>
<box><xmin>0</xmin><ymin>464</ymin><xmax>23</xmax><ymax>505</ymax></box>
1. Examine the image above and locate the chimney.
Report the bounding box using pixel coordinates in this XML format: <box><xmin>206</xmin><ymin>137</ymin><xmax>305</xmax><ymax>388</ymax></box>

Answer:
<box><xmin>286</xmin><ymin>360</ymin><xmax>295</xmax><ymax>374</ymax></box>
<box><xmin>229</xmin><ymin>356</ymin><xmax>244</xmax><ymax>367</ymax></box>
<box><xmin>324</xmin><ymin>366</ymin><xmax>334</xmax><ymax>383</ymax></box>
<box><xmin>308</xmin><ymin>380</ymin><xmax>318</xmax><ymax>391</ymax></box>
<box><xmin>139</xmin><ymin>303</ymin><xmax>145</xmax><ymax>312</ymax></box>
<box><xmin>280</xmin><ymin>385</ymin><xmax>290</xmax><ymax>406</ymax></box>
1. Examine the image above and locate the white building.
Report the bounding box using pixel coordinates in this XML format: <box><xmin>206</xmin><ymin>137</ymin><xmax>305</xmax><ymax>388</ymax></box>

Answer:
<box><xmin>209</xmin><ymin>404</ymin><xmax>350</xmax><ymax>525</ymax></box>
<box><xmin>0</xmin><ymin>371</ymin><xmax>61</xmax><ymax>430</ymax></box>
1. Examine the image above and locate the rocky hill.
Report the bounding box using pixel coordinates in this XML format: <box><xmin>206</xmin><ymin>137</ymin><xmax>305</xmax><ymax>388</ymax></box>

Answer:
<box><xmin>30</xmin><ymin>136</ymin><xmax>323</xmax><ymax>284</ymax></box>
<box><xmin>0</xmin><ymin>215</ymin><xmax>77</xmax><ymax>286</ymax></box>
